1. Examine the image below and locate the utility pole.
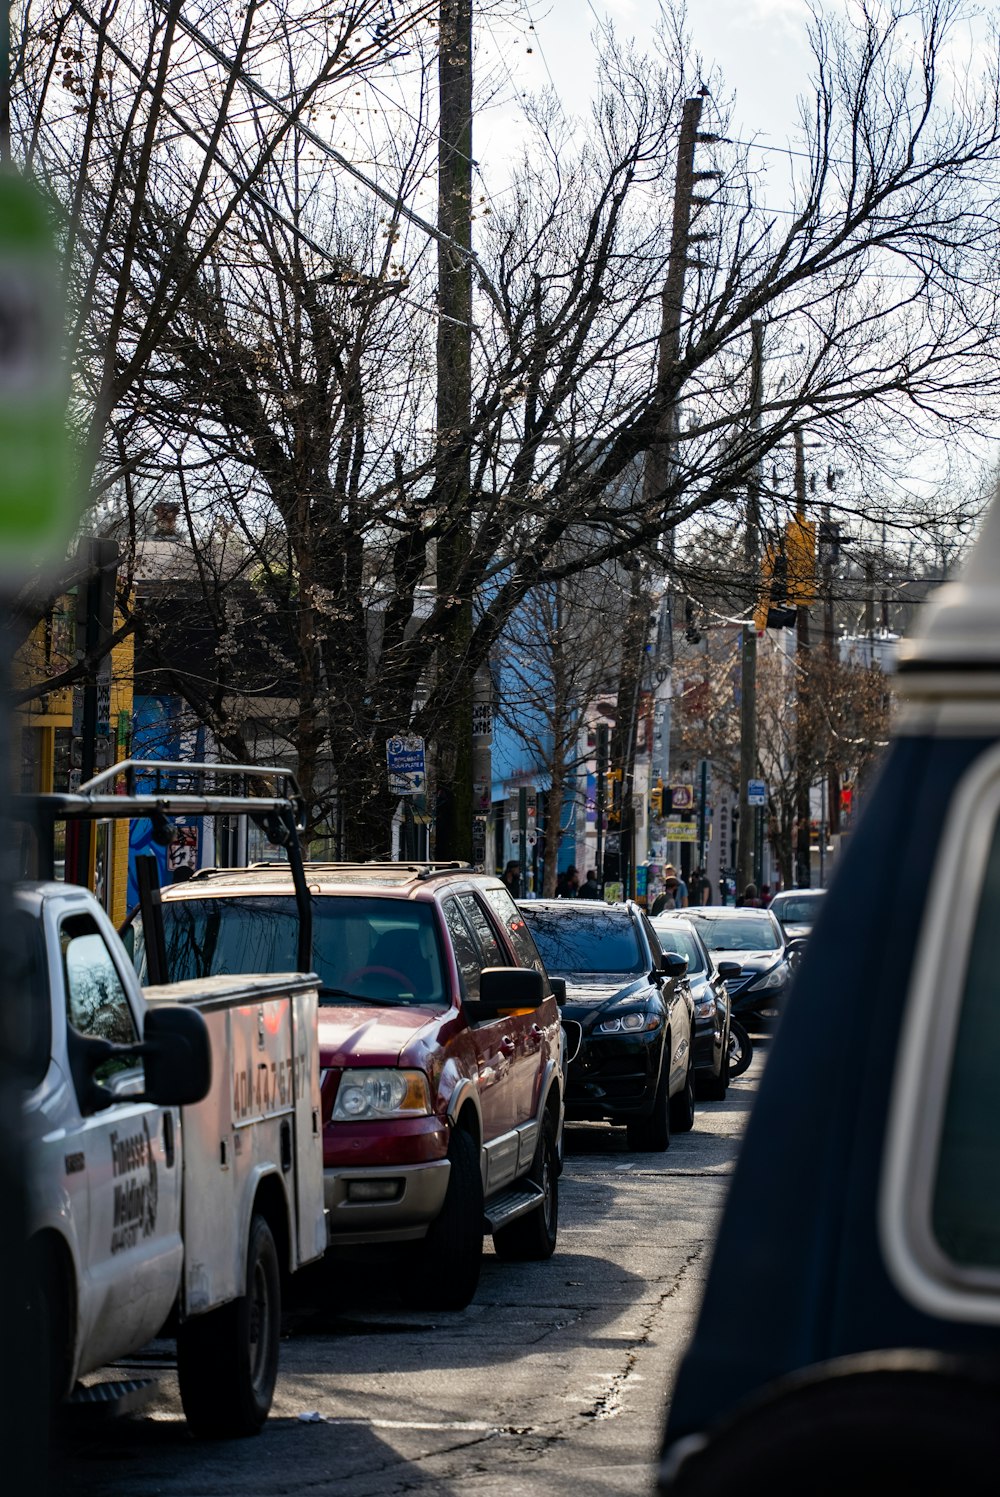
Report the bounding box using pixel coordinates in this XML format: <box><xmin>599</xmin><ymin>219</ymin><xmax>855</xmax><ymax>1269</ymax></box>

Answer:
<box><xmin>623</xmin><ymin>94</ymin><xmax>711</xmax><ymax>897</ymax></box>
<box><xmin>433</xmin><ymin>0</ymin><xmax>474</xmax><ymax>861</ymax></box>
<box><xmin>793</xmin><ymin>427</ymin><xmax>812</xmax><ymax>888</ymax></box>
<box><xmin>736</xmin><ymin>320</ymin><xmax>765</xmax><ymax>894</ymax></box>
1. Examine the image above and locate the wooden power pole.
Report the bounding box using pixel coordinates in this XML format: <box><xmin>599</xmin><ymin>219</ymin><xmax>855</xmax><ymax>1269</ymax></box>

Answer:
<box><xmin>735</xmin><ymin>320</ymin><xmax>765</xmax><ymax>894</ymax></box>
<box><xmin>433</xmin><ymin>0</ymin><xmax>474</xmax><ymax>861</ymax></box>
<box><xmin>617</xmin><ymin>95</ymin><xmax>709</xmax><ymax>896</ymax></box>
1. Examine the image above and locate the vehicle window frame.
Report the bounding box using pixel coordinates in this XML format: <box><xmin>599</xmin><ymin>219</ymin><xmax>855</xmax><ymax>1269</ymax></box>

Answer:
<box><xmin>482</xmin><ymin>885</ymin><xmax>548</xmax><ymax>977</ymax></box>
<box><xmin>441</xmin><ymin>895</ymin><xmax>488</xmax><ymax>1005</ymax></box>
<box><xmin>881</xmin><ymin>739</ymin><xmax>1000</xmax><ymax>1323</ymax></box>
<box><xmin>59</xmin><ymin>911</ymin><xmax>141</xmax><ymax>1083</ymax></box>
<box><xmin>455</xmin><ymin>892</ymin><xmax>508</xmax><ymax>971</ymax></box>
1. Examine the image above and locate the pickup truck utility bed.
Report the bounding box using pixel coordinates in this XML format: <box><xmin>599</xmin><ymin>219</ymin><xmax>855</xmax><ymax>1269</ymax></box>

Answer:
<box><xmin>18</xmin><ymin>765</ymin><xmax>325</xmax><ymax>1438</ymax></box>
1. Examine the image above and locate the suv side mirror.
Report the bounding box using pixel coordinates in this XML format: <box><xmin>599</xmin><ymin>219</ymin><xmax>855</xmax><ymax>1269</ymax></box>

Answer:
<box><xmin>142</xmin><ymin>1005</ymin><xmax>212</xmax><ymax>1106</ymax></box>
<box><xmin>659</xmin><ymin>951</ymin><xmax>689</xmax><ymax>980</ymax></box>
<box><xmin>717</xmin><ymin>961</ymin><xmax>742</xmax><ymax>980</ymax></box>
<box><xmin>467</xmin><ymin>966</ymin><xmax>545</xmax><ymax>1020</ymax></box>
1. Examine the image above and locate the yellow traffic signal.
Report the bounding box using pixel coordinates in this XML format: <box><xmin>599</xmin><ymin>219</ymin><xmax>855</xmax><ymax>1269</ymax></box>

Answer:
<box><xmin>650</xmin><ymin>780</ymin><xmax>663</xmax><ymax>817</ymax></box>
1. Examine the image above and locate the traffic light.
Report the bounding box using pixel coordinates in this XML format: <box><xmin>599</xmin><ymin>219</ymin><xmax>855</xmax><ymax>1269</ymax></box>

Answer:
<box><xmin>765</xmin><ymin>546</ymin><xmax>797</xmax><ymax>629</ymax></box>
<box><xmin>650</xmin><ymin>780</ymin><xmax>664</xmax><ymax>818</ymax></box>
<box><xmin>606</xmin><ymin>768</ymin><xmax>622</xmax><ymax>826</ymax></box>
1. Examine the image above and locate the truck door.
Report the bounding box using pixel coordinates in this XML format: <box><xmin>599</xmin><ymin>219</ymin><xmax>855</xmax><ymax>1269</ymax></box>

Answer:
<box><xmin>57</xmin><ymin>910</ymin><xmax>183</xmax><ymax>1373</ymax></box>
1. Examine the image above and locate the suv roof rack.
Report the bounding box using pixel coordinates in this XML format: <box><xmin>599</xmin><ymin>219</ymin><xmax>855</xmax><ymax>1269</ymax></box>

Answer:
<box><xmin>240</xmin><ymin>859</ymin><xmax>476</xmax><ymax>882</ymax></box>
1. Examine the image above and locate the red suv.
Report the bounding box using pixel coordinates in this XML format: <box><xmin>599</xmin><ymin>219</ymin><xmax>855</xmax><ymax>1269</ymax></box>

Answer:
<box><xmin>139</xmin><ymin>862</ymin><xmax>565</xmax><ymax>1310</ymax></box>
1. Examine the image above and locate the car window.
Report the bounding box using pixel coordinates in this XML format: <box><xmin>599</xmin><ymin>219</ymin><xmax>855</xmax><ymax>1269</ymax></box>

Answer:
<box><xmin>61</xmin><ymin>913</ymin><xmax>139</xmax><ymax>1081</ymax></box>
<box><xmin>652</xmin><ymin>924</ymin><xmax>706</xmax><ymax>974</ymax></box>
<box><xmin>520</xmin><ymin>908</ymin><xmax>645</xmax><ymax>975</ymax></box>
<box><xmin>640</xmin><ymin>914</ymin><xmax>665</xmax><ymax>969</ymax></box>
<box><xmin>483</xmin><ymin>887</ymin><xmax>546</xmax><ymax>975</ymax></box>
<box><xmin>932</xmin><ymin>823</ymin><xmax>1000</xmax><ymax>1269</ymax></box>
<box><xmin>689</xmin><ymin>915</ymin><xmax>780</xmax><ymax>952</ymax></box>
<box><xmin>457</xmin><ymin>894</ymin><xmax>506</xmax><ymax>968</ymax></box>
<box><xmin>442</xmin><ymin>897</ymin><xmax>483</xmax><ymax>1000</ymax></box>
<box><xmin>149</xmin><ymin>895</ymin><xmax>446</xmax><ymax>1007</ymax></box>
<box><xmin>771</xmin><ymin>897</ymin><xmax>820</xmax><ymax>924</ymax></box>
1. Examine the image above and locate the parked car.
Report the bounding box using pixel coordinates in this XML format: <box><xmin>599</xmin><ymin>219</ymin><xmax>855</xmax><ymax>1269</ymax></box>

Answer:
<box><xmin>131</xmin><ymin>863</ymin><xmax>565</xmax><ymax>1312</ymax></box>
<box><xmin>659</xmin><ymin>499</ymin><xmax>1000</xmax><ymax>1490</ymax></box>
<box><xmin>518</xmin><ymin>900</ymin><xmax>695</xmax><ymax>1151</ymax></box>
<box><xmin>767</xmin><ymin>887</ymin><xmax>826</xmax><ymax>943</ymax></box>
<box><xmin>682</xmin><ymin>907</ymin><xmax>794</xmax><ymax>1031</ymax></box>
<box><xmin>651</xmin><ymin>915</ymin><xmax>735</xmax><ymax>1101</ymax></box>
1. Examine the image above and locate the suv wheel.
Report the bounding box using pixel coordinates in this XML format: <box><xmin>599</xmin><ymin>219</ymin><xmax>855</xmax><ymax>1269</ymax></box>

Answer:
<box><xmin>493</xmin><ymin>1114</ymin><xmax>559</xmax><ymax>1261</ymax></box>
<box><xmin>406</xmin><ymin>1127</ymin><xmax>483</xmax><ymax>1311</ymax></box>
<box><xmin>627</xmin><ymin>1048</ymin><xmax>671</xmax><ymax>1152</ymax></box>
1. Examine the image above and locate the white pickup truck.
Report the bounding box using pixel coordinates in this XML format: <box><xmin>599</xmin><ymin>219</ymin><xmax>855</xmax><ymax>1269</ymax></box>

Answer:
<box><xmin>17</xmin><ymin>767</ymin><xmax>326</xmax><ymax>1438</ymax></box>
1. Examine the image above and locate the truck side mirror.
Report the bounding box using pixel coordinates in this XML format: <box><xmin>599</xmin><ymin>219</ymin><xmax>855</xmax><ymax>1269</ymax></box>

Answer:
<box><xmin>548</xmin><ymin>976</ymin><xmax>567</xmax><ymax>1007</ymax></box>
<box><xmin>141</xmin><ymin>1005</ymin><xmax>212</xmax><ymax>1106</ymax></box>
<box><xmin>466</xmin><ymin>966</ymin><xmax>545</xmax><ymax>1020</ymax></box>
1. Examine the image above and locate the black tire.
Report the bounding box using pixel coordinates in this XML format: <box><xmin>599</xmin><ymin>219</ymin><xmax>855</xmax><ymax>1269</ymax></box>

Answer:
<box><xmin>660</xmin><ymin>1351</ymin><xmax>1000</xmax><ymax>1495</ymax></box>
<box><xmin>407</xmin><ymin>1126</ymin><xmax>484</xmax><ymax>1311</ymax></box>
<box><xmin>669</xmin><ymin>1055</ymin><xmax>696</xmax><ymax>1133</ymax></box>
<box><xmin>696</xmin><ymin>1027</ymin><xmax>730</xmax><ymax>1102</ymax></box>
<box><xmin>627</xmin><ymin>1049</ymin><xmax>671</xmax><ymax>1152</ymax></box>
<box><xmin>727</xmin><ymin>1019</ymin><xmax>753</xmax><ymax>1078</ymax></box>
<box><xmin>177</xmin><ymin>1212</ymin><xmax>281</xmax><ymax>1438</ymax></box>
<box><xmin>493</xmin><ymin>1114</ymin><xmax>559</xmax><ymax>1261</ymax></box>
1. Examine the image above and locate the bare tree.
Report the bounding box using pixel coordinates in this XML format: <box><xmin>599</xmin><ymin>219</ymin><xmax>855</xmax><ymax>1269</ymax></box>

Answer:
<box><xmin>15</xmin><ymin>0</ymin><xmax>1000</xmax><ymax>855</ymax></box>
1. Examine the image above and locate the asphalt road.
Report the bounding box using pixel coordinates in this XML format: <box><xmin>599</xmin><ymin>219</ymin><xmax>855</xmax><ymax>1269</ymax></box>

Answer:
<box><xmin>54</xmin><ymin>1048</ymin><xmax>762</xmax><ymax>1497</ymax></box>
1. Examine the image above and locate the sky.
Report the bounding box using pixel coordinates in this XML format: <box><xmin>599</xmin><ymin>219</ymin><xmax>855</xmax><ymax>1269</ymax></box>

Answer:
<box><xmin>475</xmin><ymin>0</ymin><xmax>817</xmax><ymax>182</ymax></box>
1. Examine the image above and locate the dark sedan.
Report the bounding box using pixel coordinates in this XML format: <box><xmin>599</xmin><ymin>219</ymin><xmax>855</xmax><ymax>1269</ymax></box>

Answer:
<box><xmin>683</xmin><ymin>907</ymin><xmax>793</xmax><ymax>1030</ymax></box>
<box><xmin>651</xmin><ymin>915</ymin><xmax>733</xmax><ymax>1101</ymax></box>
<box><xmin>519</xmin><ymin>900</ymin><xmax>695</xmax><ymax>1151</ymax></box>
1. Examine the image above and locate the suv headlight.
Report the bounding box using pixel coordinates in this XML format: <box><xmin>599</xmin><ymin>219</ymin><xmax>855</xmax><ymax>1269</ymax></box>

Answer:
<box><xmin>597</xmin><ymin>1012</ymin><xmax>659</xmax><ymax>1033</ymax></box>
<box><xmin>746</xmin><ymin>964</ymin><xmax>787</xmax><ymax>994</ymax></box>
<box><xmin>332</xmin><ymin>1069</ymin><xmax>432</xmax><ymax>1121</ymax></box>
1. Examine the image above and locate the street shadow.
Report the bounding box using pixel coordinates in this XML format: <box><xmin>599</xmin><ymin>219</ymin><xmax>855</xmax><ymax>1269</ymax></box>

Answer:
<box><xmin>52</xmin><ymin>1412</ymin><xmax>471</xmax><ymax>1497</ymax></box>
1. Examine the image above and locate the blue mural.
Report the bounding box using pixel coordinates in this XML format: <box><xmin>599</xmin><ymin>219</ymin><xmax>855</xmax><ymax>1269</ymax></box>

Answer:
<box><xmin>126</xmin><ymin>696</ymin><xmax>205</xmax><ymax>909</ymax></box>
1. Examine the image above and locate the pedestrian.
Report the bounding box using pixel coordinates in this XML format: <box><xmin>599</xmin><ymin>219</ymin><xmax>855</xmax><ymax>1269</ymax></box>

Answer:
<box><xmin>661</xmin><ymin>862</ymin><xmax>688</xmax><ymax>908</ymax></box>
<box><xmin>502</xmin><ymin>860</ymin><xmax>521</xmax><ymax>898</ymax></box>
<box><xmin>740</xmin><ymin>882</ymin><xmax>763</xmax><ymax>908</ymax></box>
<box><xmin>578</xmin><ymin>868</ymin><xmax>601</xmax><ymax>898</ymax></box>
<box><xmin>555</xmin><ymin>864</ymin><xmax>580</xmax><ymax>898</ymax></box>
<box><xmin>760</xmin><ymin>883</ymin><xmax>772</xmax><ymax>907</ymax></box>
<box><xmin>689</xmin><ymin>866</ymin><xmax>712</xmax><ymax>905</ymax></box>
<box><xmin>650</xmin><ymin>868</ymin><xmax>687</xmax><ymax>915</ymax></box>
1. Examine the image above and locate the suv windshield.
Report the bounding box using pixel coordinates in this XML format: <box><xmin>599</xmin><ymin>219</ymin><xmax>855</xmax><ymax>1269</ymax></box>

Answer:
<box><xmin>134</xmin><ymin>895</ymin><xmax>446</xmax><ymax>1007</ymax></box>
<box><xmin>521</xmin><ymin>909</ymin><xmax>645</xmax><ymax>976</ymax></box>
<box><xmin>690</xmin><ymin>915</ymin><xmax>780</xmax><ymax>952</ymax></box>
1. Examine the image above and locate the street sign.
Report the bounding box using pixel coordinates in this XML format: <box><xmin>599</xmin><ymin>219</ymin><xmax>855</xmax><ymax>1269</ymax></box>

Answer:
<box><xmin>665</xmin><ymin>819</ymin><xmax>698</xmax><ymax>842</ymax></box>
<box><xmin>747</xmin><ymin>778</ymin><xmax>767</xmax><ymax>807</ymax></box>
<box><xmin>386</xmin><ymin>735</ymin><xmax>426</xmax><ymax>795</ymax></box>
<box><xmin>671</xmin><ymin>783</ymin><xmax>695</xmax><ymax>810</ymax></box>
<box><xmin>0</xmin><ymin>172</ymin><xmax>73</xmax><ymax>580</ymax></box>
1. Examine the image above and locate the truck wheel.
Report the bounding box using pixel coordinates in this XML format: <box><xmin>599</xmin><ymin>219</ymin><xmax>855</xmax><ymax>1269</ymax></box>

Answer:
<box><xmin>177</xmin><ymin>1213</ymin><xmax>281</xmax><ymax>1438</ymax></box>
<box><xmin>493</xmin><ymin>1115</ymin><xmax>559</xmax><ymax>1261</ymax></box>
<box><xmin>407</xmin><ymin>1127</ymin><xmax>483</xmax><ymax>1311</ymax></box>
<box><xmin>628</xmin><ymin>1053</ymin><xmax>671</xmax><ymax>1152</ymax></box>
<box><xmin>670</xmin><ymin>1056</ymin><xmax>696</xmax><ymax>1133</ymax></box>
